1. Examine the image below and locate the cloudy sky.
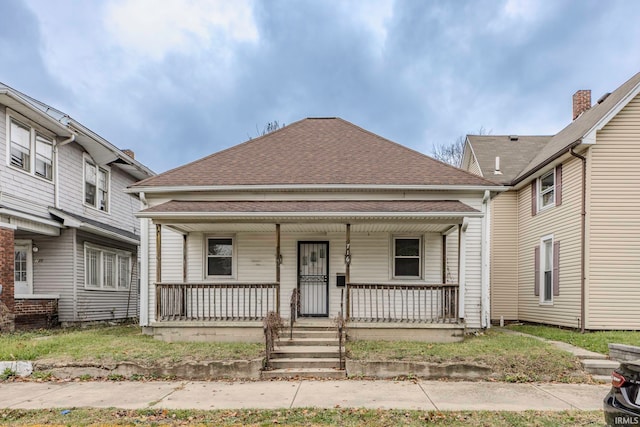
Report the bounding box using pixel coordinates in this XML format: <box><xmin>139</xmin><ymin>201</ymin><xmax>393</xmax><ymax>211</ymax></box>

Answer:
<box><xmin>2</xmin><ymin>0</ymin><xmax>640</xmax><ymax>173</ymax></box>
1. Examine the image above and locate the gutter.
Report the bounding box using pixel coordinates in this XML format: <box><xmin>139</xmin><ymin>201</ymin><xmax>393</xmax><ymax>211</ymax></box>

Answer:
<box><xmin>569</xmin><ymin>147</ymin><xmax>587</xmax><ymax>333</ymax></box>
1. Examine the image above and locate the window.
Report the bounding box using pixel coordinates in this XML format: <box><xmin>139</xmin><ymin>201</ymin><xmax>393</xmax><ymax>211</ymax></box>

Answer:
<box><xmin>538</xmin><ymin>170</ymin><xmax>555</xmax><ymax>209</ymax></box>
<box><xmin>541</xmin><ymin>238</ymin><xmax>553</xmax><ymax>303</ymax></box>
<box><xmin>35</xmin><ymin>135</ymin><xmax>53</xmax><ymax>179</ymax></box>
<box><xmin>207</xmin><ymin>237</ymin><xmax>233</xmax><ymax>277</ymax></box>
<box><xmin>10</xmin><ymin>120</ymin><xmax>31</xmax><ymax>171</ymax></box>
<box><xmin>8</xmin><ymin>118</ymin><xmax>55</xmax><ymax>181</ymax></box>
<box><xmin>84</xmin><ymin>161</ymin><xmax>109</xmax><ymax>211</ymax></box>
<box><xmin>393</xmin><ymin>237</ymin><xmax>421</xmax><ymax>278</ymax></box>
<box><xmin>85</xmin><ymin>244</ymin><xmax>131</xmax><ymax>290</ymax></box>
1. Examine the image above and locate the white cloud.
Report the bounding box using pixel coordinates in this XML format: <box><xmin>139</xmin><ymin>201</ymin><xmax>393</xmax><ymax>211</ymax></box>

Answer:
<box><xmin>342</xmin><ymin>0</ymin><xmax>394</xmax><ymax>55</ymax></box>
<box><xmin>104</xmin><ymin>0</ymin><xmax>258</xmax><ymax>61</ymax></box>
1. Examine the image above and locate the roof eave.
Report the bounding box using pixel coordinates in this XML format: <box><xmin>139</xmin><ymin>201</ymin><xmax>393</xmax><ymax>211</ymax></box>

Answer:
<box><xmin>126</xmin><ymin>183</ymin><xmax>508</xmax><ymax>194</ymax></box>
<box><xmin>136</xmin><ymin>211</ymin><xmax>484</xmax><ymax>221</ymax></box>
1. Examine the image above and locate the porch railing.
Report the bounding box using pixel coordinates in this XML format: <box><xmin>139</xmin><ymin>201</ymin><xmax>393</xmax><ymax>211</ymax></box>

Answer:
<box><xmin>155</xmin><ymin>282</ymin><xmax>280</xmax><ymax>322</ymax></box>
<box><xmin>346</xmin><ymin>283</ymin><xmax>459</xmax><ymax>323</ymax></box>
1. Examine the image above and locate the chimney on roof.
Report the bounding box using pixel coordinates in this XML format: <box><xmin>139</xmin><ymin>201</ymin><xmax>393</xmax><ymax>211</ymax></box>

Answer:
<box><xmin>122</xmin><ymin>149</ymin><xmax>135</xmax><ymax>159</ymax></box>
<box><xmin>572</xmin><ymin>90</ymin><xmax>591</xmax><ymax>120</ymax></box>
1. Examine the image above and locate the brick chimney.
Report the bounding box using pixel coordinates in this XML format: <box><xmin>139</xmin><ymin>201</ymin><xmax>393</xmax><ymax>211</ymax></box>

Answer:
<box><xmin>573</xmin><ymin>90</ymin><xmax>591</xmax><ymax>120</ymax></box>
<box><xmin>122</xmin><ymin>149</ymin><xmax>135</xmax><ymax>159</ymax></box>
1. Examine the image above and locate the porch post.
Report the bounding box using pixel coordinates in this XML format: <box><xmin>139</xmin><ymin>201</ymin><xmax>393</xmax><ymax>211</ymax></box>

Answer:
<box><xmin>441</xmin><ymin>234</ymin><xmax>447</xmax><ymax>284</ymax></box>
<box><xmin>155</xmin><ymin>224</ymin><xmax>162</xmax><ymax>283</ymax></box>
<box><xmin>275</xmin><ymin>224</ymin><xmax>281</xmax><ymax>314</ymax></box>
<box><xmin>345</xmin><ymin>223</ymin><xmax>351</xmax><ymax>319</ymax></box>
<box><xmin>0</xmin><ymin>223</ymin><xmax>16</xmax><ymax>332</ymax></box>
<box><xmin>182</xmin><ymin>234</ymin><xmax>187</xmax><ymax>282</ymax></box>
<box><xmin>458</xmin><ymin>221</ymin><xmax>467</xmax><ymax>320</ymax></box>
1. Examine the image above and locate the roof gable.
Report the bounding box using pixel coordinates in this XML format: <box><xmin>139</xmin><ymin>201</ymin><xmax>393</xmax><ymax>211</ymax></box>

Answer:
<box><xmin>466</xmin><ymin>135</ymin><xmax>551</xmax><ymax>184</ymax></box>
<box><xmin>133</xmin><ymin>118</ymin><xmax>498</xmax><ymax>188</ymax></box>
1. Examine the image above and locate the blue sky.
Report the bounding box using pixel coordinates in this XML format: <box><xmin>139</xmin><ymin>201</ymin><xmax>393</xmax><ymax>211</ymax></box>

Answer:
<box><xmin>1</xmin><ymin>0</ymin><xmax>640</xmax><ymax>173</ymax></box>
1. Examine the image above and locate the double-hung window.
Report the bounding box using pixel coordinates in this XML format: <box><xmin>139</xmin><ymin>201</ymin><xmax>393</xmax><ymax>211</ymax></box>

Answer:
<box><xmin>206</xmin><ymin>237</ymin><xmax>234</xmax><ymax>277</ymax></box>
<box><xmin>8</xmin><ymin>117</ymin><xmax>54</xmax><ymax>180</ymax></box>
<box><xmin>539</xmin><ymin>170</ymin><xmax>555</xmax><ymax>209</ymax></box>
<box><xmin>541</xmin><ymin>237</ymin><xmax>553</xmax><ymax>303</ymax></box>
<box><xmin>84</xmin><ymin>161</ymin><xmax>110</xmax><ymax>211</ymax></box>
<box><xmin>85</xmin><ymin>244</ymin><xmax>131</xmax><ymax>290</ymax></box>
<box><xmin>393</xmin><ymin>237</ymin><xmax>421</xmax><ymax>278</ymax></box>
<box><xmin>535</xmin><ymin>235</ymin><xmax>559</xmax><ymax>304</ymax></box>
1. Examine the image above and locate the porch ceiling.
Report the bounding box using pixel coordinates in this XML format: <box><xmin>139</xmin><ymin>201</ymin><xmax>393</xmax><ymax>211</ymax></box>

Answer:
<box><xmin>167</xmin><ymin>222</ymin><xmax>454</xmax><ymax>234</ymax></box>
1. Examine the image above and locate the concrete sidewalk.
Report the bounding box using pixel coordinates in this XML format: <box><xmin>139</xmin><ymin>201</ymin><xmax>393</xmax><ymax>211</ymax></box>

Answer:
<box><xmin>0</xmin><ymin>380</ymin><xmax>609</xmax><ymax>411</ymax></box>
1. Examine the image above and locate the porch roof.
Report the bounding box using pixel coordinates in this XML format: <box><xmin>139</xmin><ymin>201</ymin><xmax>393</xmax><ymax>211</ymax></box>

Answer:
<box><xmin>137</xmin><ymin>199</ymin><xmax>481</xmax><ymax>224</ymax></box>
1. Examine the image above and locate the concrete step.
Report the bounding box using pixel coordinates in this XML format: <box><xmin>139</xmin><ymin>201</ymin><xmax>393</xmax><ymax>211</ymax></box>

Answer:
<box><xmin>262</xmin><ymin>368</ymin><xmax>346</xmax><ymax>379</ymax></box>
<box><xmin>285</xmin><ymin>330</ymin><xmax>340</xmax><ymax>339</ymax></box>
<box><xmin>270</xmin><ymin>357</ymin><xmax>341</xmax><ymax>369</ymax></box>
<box><xmin>581</xmin><ymin>359</ymin><xmax>619</xmax><ymax>376</ymax></box>
<box><xmin>277</xmin><ymin>337</ymin><xmax>339</xmax><ymax>346</ymax></box>
<box><xmin>271</xmin><ymin>346</ymin><xmax>340</xmax><ymax>359</ymax></box>
<box><xmin>592</xmin><ymin>374</ymin><xmax>612</xmax><ymax>384</ymax></box>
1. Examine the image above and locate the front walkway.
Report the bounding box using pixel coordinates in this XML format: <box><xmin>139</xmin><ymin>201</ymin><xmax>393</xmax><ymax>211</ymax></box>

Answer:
<box><xmin>0</xmin><ymin>380</ymin><xmax>608</xmax><ymax>411</ymax></box>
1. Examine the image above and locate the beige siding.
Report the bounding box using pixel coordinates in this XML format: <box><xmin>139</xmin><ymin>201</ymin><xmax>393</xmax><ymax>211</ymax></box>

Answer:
<box><xmin>587</xmin><ymin>93</ymin><xmax>640</xmax><ymax>329</ymax></box>
<box><xmin>468</xmin><ymin>156</ymin><xmax>482</xmax><ymax>176</ymax></box>
<box><xmin>490</xmin><ymin>191</ymin><xmax>519</xmax><ymax>321</ymax></box>
<box><xmin>517</xmin><ymin>156</ymin><xmax>582</xmax><ymax>328</ymax></box>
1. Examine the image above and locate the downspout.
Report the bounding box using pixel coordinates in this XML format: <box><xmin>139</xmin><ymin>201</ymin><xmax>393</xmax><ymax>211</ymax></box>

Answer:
<box><xmin>481</xmin><ymin>190</ymin><xmax>490</xmax><ymax>328</ymax></box>
<box><xmin>72</xmin><ymin>228</ymin><xmax>77</xmax><ymax>321</ymax></box>
<box><xmin>54</xmin><ymin>133</ymin><xmax>76</xmax><ymax>209</ymax></box>
<box><xmin>570</xmin><ymin>147</ymin><xmax>587</xmax><ymax>333</ymax></box>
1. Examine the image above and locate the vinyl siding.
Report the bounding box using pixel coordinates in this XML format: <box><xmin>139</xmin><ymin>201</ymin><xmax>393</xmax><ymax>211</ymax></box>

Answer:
<box><xmin>74</xmin><ymin>231</ymin><xmax>139</xmax><ymax>322</ymax></box>
<box><xmin>0</xmin><ymin>106</ymin><xmax>55</xmax><ymax>217</ymax></box>
<box><xmin>467</xmin><ymin>156</ymin><xmax>482</xmax><ymax>176</ymax></box>
<box><xmin>587</xmin><ymin>93</ymin><xmax>640</xmax><ymax>329</ymax></box>
<box><xmin>517</xmin><ymin>157</ymin><xmax>582</xmax><ymax>328</ymax></box>
<box><xmin>490</xmin><ymin>191</ymin><xmax>519</xmax><ymax>321</ymax></box>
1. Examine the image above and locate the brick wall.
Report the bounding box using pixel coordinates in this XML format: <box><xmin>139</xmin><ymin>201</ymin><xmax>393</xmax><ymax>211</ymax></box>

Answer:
<box><xmin>0</xmin><ymin>226</ymin><xmax>15</xmax><ymax>332</ymax></box>
<box><xmin>14</xmin><ymin>298</ymin><xmax>59</xmax><ymax>330</ymax></box>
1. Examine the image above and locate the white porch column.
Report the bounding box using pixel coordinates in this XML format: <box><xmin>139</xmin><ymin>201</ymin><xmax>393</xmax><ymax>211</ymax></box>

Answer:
<box><xmin>139</xmin><ymin>203</ymin><xmax>149</xmax><ymax>326</ymax></box>
<box><xmin>458</xmin><ymin>220</ymin><xmax>467</xmax><ymax>321</ymax></box>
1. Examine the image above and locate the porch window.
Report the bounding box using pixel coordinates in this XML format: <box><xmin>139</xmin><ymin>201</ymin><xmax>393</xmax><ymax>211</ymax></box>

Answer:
<box><xmin>393</xmin><ymin>237</ymin><xmax>421</xmax><ymax>278</ymax></box>
<box><xmin>84</xmin><ymin>161</ymin><xmax>110</xmax><ymax>211</ymax></box>
<box><xmin>85</xmin><ymin>244</ymin><xmax>131</xmax><ymax>290</ymax></box>
<box><xmin>207</xmin><ymin>237</ymin><xmax>234</xmax><ymax>277</ymax></box>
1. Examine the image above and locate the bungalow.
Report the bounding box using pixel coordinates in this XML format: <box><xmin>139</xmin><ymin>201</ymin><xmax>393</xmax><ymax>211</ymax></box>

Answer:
<box><xmin>462</xmin><ymin>70</ymin><xmax>640</xmax><ymax>331</ymax></box>
<box><xmin>128</xmin><ymin>118</ymin><xmax>502</xmax><ymax>342</ymax></box>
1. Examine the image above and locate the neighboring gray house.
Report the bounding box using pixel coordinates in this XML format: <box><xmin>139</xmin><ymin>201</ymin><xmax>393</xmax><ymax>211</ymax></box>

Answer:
<box><xmin>0</xmin><ymin>83</ymin><xmax>154</xmax><ymax>330</ymax></box>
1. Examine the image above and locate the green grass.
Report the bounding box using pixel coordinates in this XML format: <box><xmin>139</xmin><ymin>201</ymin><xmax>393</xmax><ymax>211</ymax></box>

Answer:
<box><xmin>507</xmin><ymin>324</ymin><xmax>640</xmax><ymax>354</ymax></box>
<box><xmin>0</xmin><ymin>325</ymin><xmax>263</xmax><ymax>365</ymax></box>
<box><xmin>347</xmin><ymin>330</ymin><xmax>590</xmax><ymax>382</ymax></box>
<box><xmin>0</xmin><ymin>408</ymin><xmax>605</xmax><ymax>426</ymax></box>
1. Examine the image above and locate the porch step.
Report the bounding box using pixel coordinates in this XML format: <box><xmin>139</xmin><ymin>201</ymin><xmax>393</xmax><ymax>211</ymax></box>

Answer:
<box><xmin>277</xmin><ymin>337</ymin><xmax>339</xmax><ymax>346</ymax></box>
<box><xmin>271</xmin><ymin>346</ymin><xmax>340</xmax><ymax>359</ymax></box>
<box><xmin>581</xmin><ymin>359</ymin><xmax>619</xmax><ymax>376</ymax></box>
<box><xmin>270</xmin><ymin>357</ymin><xmax>341</xmax><ymax>369</ymax></box>
<box><xmin>285</xmin><ymin>330</ymin><xmax>340</xmax><ymax>339</ymax></box>
<box><xmin>262</xmin><ymin>368</ymin><xmax>346</xmax><ymax>379</ymax></box>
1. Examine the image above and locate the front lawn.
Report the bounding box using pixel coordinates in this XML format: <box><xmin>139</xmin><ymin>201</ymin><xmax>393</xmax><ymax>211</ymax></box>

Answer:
<box><xmin>0</xmin><ymin>408</ymin><xmax>604</xmax><ymax>426</ymax></box>
<box><xmin>0</xmin><ymin>325</ymin><xmax>263</xmax><ymax>365</ymax></box>
<box><xmin>507</xmin><ymin>324</ymin><xmax>640</xmax><ymax>354</ymax></box>
<box><xmin>348</xmin><ymin>329</ymin><xmax>590</xmax><ymax>382</ymax></box>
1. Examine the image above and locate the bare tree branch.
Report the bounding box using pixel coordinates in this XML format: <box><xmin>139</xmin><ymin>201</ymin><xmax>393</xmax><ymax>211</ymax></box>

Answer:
<box><xmin>431</xmin><ymin>127</ymin><xmax>491</xmax><ymax>167</ymax></box>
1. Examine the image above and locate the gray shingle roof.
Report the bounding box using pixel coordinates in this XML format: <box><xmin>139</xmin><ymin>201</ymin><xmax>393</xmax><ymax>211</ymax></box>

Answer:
<box><xmin>132</xmin><ymin>117</ymin><xmax>499</xmax><ymax>188</ymax></box>
<box><xmin>466</xmin><ymin>135</ymin><xmax>551</xmax><ymax>184</ymax></box>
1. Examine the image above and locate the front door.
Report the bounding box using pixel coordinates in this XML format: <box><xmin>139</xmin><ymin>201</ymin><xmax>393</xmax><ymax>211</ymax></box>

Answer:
<box><xmin>298</xmin><ymin>241</ymin><xmax>329</xmax><ymax>317</ymax></box>
<box><xmin>14</xmin><ymin>243</ymin><xmax>32</xmax><ymax>295</ymax></box>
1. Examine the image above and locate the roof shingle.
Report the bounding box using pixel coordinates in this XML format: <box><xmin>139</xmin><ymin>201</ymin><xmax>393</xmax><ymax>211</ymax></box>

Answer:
<box><xmin>132</xmin><ymin>118</ymin><xmax>498</xmax><ymax>188</ymax></box>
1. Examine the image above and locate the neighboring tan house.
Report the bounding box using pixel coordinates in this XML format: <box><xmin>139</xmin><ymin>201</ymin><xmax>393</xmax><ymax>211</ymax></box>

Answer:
<box><xmin>128</xmin><ymin>117</ymin><xmax>501</xmax><ymax>343</ymax></box>
<box><xmin>0</xmin><ymin>83</ymin><xmax>155</xmax><ymax>331</ymax></box>
<box><xmin>462</xmin><ymin>71</ymin><xmax>640</xmax><ymax>331</ymax></box>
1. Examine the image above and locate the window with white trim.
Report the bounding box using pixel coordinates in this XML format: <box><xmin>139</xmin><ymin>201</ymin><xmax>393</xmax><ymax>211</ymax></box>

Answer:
<box><xmin>8</xmin><ymin>118</ymin><xmax>54</xmax><ymax>180</ymax></box>
<box><xmin>84</xmin><ymin>161</ymin><xmax>109</xmax><ymax>211</ymax></box>
<box><xmin>393</xmin><ymin>237</ymin><xmax>422</xmax><ymax>278</ymax></box>
<box><xmin>85</xmin><ymin>244</ymin><xmax>131</xmax><ymax>290</ymax></box>
<box><xmin>541</xmin><ymin>237</ymin><xmax>553</xmax><ymax>303</ymax></box>
<box><xmin>538</xmin><ymin>170</ymin><xmax>555</xmax><ymax>209</ymax></box>
<box><xmin>206</xmin><ymin>237</ymin><xmax>234</xmax><ymax>277</ymax></box>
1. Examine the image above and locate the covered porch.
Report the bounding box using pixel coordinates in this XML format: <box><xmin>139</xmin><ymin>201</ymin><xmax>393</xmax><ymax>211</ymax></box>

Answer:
<box><xmin>140</xmin><ymin>200</ymin><xmax>483</xmax><ymax>342</ymax></box>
